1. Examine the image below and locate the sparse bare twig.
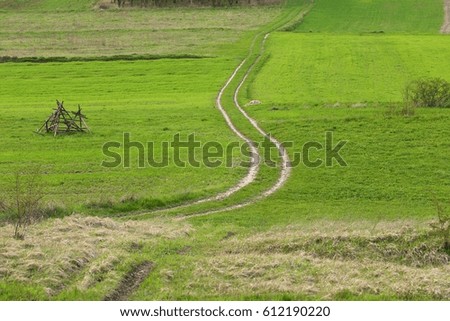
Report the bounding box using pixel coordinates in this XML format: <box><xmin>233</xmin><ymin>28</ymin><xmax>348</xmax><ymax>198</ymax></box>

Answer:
<box><xmin>2</xmin><ymin>167</ymin><xmax>45</xmax><ymax>239</ymax></box>
<box><xmin>430</xmin><ymin>197</ymin><xmax>450</xmax><ymax>251</ymax></box>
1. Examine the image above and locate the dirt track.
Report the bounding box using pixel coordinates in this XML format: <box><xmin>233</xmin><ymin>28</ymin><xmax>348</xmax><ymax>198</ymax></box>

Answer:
<box><xmin>125</xmin><ymin>5</ymin><xmax>313</xmax><ymax>220</ymax></box>
<box><xmin>104</xmin><ymin>261</ymin><xmax>153</xmax><ymax>300</ymax></box>
<box><xmin>128</xmin><ymin>33</ymin><xmax>290</xmax><ymax>220</ymax></box>
<box><xmin>442</xmin><ymin>0</ymin><xmax>450</xmax><ymax>33</ymax></box>
<box><xmin>177</xmin><ymin>34</ymin><xmax>292</xmax><ymax>220</ymax></box>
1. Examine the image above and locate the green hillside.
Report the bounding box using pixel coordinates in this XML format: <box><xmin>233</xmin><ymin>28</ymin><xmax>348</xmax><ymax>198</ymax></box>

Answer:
<box><xmin>296</xmin><ymin>0</ymin><xmax>444</xmax><ymax>33</ymax></box>
<box><xmin>0</xmin><ymin>0</ymin><xmax>448</xmax><ymax>302</ymax></box>
<box><xmin>252</xmin><ymin>33</ymin><xmax>450</xmax><ymax>104</ymax></box>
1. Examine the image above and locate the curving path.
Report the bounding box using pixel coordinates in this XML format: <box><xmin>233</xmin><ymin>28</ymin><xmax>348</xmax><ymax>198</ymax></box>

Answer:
<box><xmin>175</xmin><ymin>33</ymin><xmax>292</xmax><ymax>220</ymax></box>
<box><xmin>126</xmin><ymin>3</ymin><xmax>313</xmax><ymax>220</ymax></box>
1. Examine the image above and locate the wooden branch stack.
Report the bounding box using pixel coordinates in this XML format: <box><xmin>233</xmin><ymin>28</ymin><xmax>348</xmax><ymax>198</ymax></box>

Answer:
<box><xmin>37</xmin><ymin>100</ymin><xmax>90</xmax><ymax>136</ymax></box>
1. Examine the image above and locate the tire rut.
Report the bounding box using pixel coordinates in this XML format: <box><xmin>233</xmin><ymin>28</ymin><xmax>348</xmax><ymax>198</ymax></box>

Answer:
<box><xmin>104</xmin><ymin>261</ymin><xmax>153</xmax><ymax>301</ymax></box>
<box><xmin>175</xmin><ymin>33</ymin><xmax>291</xmax><ymax>220</ymax></box>
<box><xmin>124</xmin><ymin>3</ymin><xmax>311</xmax><ymax>220</ymax></box>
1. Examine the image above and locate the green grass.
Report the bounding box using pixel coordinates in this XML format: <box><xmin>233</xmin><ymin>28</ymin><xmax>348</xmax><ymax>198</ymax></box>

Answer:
<box><xmin>296</xmin><ymin>0</ymin><xmax>444</xmax><ymax>34</ymax></box>
<box><xmin>251</xmin><ymin>33</ymin><xmax>450</xmax><ymax>104</ymax></box>
<box><xmin>0</xmin><ymin>58</ymin><xmax>249</xmax><ymax>209</ymax></box>
<box><xmin>0</xmin><ymin>3</ymin><xmax>286</xmax><ymax>213</ymax></box>
<box><xmin>237</xmin><ymin>106</ymin><xmax>449</xmax><ymax>218</ymax></box>
<box><xmin>0</xmin><ymin>0</ymin><xmax>449</xmax><ymax>301</ymax></box>
<box><xmin>243</xmin><ymin>5</ymin><xmax>450</xmax><ymax>227</ymax></box>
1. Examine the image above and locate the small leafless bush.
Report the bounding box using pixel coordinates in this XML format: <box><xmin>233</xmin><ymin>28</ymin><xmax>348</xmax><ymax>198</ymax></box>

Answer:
<box><xmin>1</xmin><ymin>167</ymin><xmax>45</xmax><ymax>239</ymax></box>
<box><xmin>0</xmin><ymin>199</ymin><xmax>7</xmax><ymax>212</ymax></box>
<box><xmin>430</xmin><ymin>198</ymin><xmax>450</xmax><ymax>252</ymax></box>
<box><xmin>386</xmin><ymin>103</ymin><xmax>415</xmax><ymax>117</ymax></box>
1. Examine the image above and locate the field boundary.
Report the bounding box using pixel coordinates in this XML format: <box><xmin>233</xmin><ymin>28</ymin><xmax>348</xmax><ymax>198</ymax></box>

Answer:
<box><xmin>0</xmin><ymin>54</ymin><xmax>209</xmax><ymax>64</ymax></box>
<box><xmin>442</xmin><ymin>0</ymin><xmax>450</xmax><ymax>33</ymax></box>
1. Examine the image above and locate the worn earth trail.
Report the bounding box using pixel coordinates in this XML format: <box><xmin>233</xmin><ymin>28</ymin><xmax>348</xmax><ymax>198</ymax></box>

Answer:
<box><xmin>175</xmin><ymin>33</ymin><xmax>292</xmax><ymax>220</ymax></box>
<box><xmin>123</xmin><ymin>2</ymin><xmax>313</xmax><ymax>220</ymax></box>
<box><xmin>442</xmin><ymin>0</ymin><xmax>450</xmax><ymax>33</ymax></box>
<box><xmin>107</xmin><ymin>2</ymin><xmax>309</xmax><ymax>300</ymax></box>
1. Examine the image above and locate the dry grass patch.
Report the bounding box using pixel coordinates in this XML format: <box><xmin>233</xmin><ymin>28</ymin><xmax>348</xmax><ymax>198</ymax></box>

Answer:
<box><xmin>224</xmin><ymin>221</ymin><xmax>449</xmax><ymax>267</ymax></box>
<box><xmin>196</xmin><ymin>253</ymin><xmax>449</xmax><ymax>299</ymax></box>
<box><xmin>193</xmin><ymin>220</ymin><xmax>450</xmax><ymax>299</ymax></box>
<box><xmin>0</xmin><ymin>215</ymin><xmax>191</xmax><ymax>296</ymax></box>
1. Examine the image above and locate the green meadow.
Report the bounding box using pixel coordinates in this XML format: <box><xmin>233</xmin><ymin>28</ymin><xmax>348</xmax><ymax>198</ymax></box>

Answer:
<box><xmin>0</xmin><ymin>58</ymin><xmax>247</xmax><ymax>208</ymax></box>
<box><xmin>295</xmin><ymin>0</ymin><xmax>444</xmax><ymax>34</ymax></box>
<box><xmin>0</xmin><ymin>0</ymin><xmax>449</xmax><ymax>300</ymax></box>
<box><xmin>251</xmin><ymin>34</ymin><xmax>450</xmax><ymax>104</ymax></box>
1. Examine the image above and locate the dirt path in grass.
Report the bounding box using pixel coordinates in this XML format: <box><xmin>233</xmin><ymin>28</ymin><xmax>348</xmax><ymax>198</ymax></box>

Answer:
<box><xmin>442</xmin><ymin>0</ymin><xmax>450</xmax><ymax>33</ymax></box>
<box><xmin>124</xmin><ymin>4</ymin><xmax>312</xmax><ymax>220</ymax></box>
<box><xmin>129</xmin><ymin>33</ymin><xmax>291</xmax><ymax>221</ymax></box>
<box><xmin>192</xmin><ymin>57</ymin><xmax>262</xmax><ymax>203</ymax></box>
<box><xmin>107</xmin><ymin>6</ymin><xmax>309</xmax><ymax>300</ymax></box>
<box><xmin>175</xmin><ymin>34</ymin><xmax>292</xmax><ymax>220</ymax></box>
<box><xmin>192</xmin><ymin>32</ymin><xmax>292</xmax><ymax>208</ymax></box>
<box><xmin>117</xmin><ymin>50</ymin><xmax>263</xmax><ymax>220</ymax></box>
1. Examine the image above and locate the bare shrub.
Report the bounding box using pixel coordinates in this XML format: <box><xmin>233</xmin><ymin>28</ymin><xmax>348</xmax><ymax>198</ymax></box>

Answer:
<box><xmin>0</xmin><ymin>199</ymin><xmax>7</xmax><ymax>212</ymax></box>
<box><xmin>386</xmin><ymin>103</ymin><xmax>415</xmax><ymax>117</ymax></box>
<box><xmin>430</xmin><ymin>198</ymin><xmax>450</xmax><ymax>252</ymax></box>
<box><xmin>400</xmin><ymin>103</ymin><xmax>416</xmax><ymax>116</ymax></box>
<box><xmin>404</xmin><ymin>77</ymin><xmax>450</xmax><ymax>108</ymax></box>
<box><xmin>1</xmin><ymin>167</ymin><xmax>45</xmax><ymax>239</ymax></box>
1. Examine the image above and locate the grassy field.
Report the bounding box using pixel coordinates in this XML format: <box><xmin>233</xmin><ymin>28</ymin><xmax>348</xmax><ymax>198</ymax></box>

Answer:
<box><xmin>0</xmin><ymin>6</ymin><xmax>281</xmax><ymax>58</ymax></box>
<box><xmin>0</xmin><ymin>0</ymin><xmax>449</xmax><ymax>301</ymax></box>
<box><xmin>0</xmin><ymin>1</ymin><xmax>287</xmax><ymax>213</ymax></box>
<box><xmin>0</xmin><ymin>58</ymin><xmax>249</xmax><ymax>209</ymax></box>
<box><xmin>295</xmin><ymin>0</ymin><xmax>444</xmax><ymax>33</ymax></box>
<box><xmin>251</xmin><ymin>34</ymin><xmax>450</xmax><ymax>104</ymax></box>
<box><xmin>0</xmin><ymin>0</ymin><xmax>96</xmax><ymax>10</ymax></box>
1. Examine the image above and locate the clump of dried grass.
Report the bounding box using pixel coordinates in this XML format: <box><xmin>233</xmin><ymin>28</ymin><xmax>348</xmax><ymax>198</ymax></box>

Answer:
<box><xmin>195</xmin><ymin>253</ymin><xmax>450</xmax><ymax>299</ymax></box>
<box><xmin>223</xmin><ymin>220</ymin><xmax>449</xmax><ymax>267</ymax></box>
<box><xmin>0</xmin><ymin>215</ymin><xmax>191</xmax><ymax>295</ymax></box>
<box><xmin>193</xmin><ymin>220</ymin><xmax>450</xmax><ymax>299</ymax></box>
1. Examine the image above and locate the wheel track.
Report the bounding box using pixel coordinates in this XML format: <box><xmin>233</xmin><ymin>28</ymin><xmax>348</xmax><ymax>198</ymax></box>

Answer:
<box><xmin>125</xmin><ymin>2</ymin><xmax>312</xmax><ymax>220</ymax></box>
<box><xmin>125</xmin><ymin>58</ymin><xmax>262</xmax><ymax>219</ymax></box>
<box><xmin>132</xmin><ymin>33</ymin><xmax>289</xmax><ymax>220</ymax></box>
<box><xmin>175</xmin><ymin>33</ymin><xmax>292</xmax><ymax>220</ymax></box>
<box><xmin>105</xmin><ymin>2</ymin><xmax>310</xmax><ymax>300</ymax></box>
